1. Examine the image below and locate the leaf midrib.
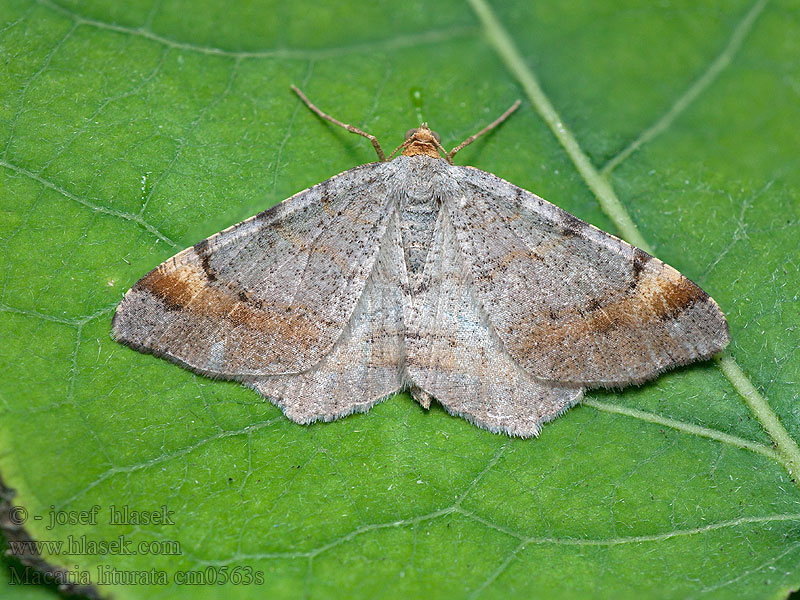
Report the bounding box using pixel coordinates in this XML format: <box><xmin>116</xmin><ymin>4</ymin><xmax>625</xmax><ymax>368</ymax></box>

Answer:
<box><xmin>467</xmin><ymin>0</ymin><xmax>800</xmax><ymax>482</ymax></box>
<box><xmin>0</xmin><ymin>0</ymin><xmax>790</xmax><ymax>472</ymax></box>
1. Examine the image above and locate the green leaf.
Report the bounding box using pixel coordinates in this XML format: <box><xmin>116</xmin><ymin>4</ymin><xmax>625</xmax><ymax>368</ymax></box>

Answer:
<box><xmin>1</xmin><ymin>0</ymin><xmax>799</xmax><ymax>598</ymax></box>
<box><xmin>0</xmin><ymin>556</ymin><xmax>61</xmax><ymax>599</ymax></box>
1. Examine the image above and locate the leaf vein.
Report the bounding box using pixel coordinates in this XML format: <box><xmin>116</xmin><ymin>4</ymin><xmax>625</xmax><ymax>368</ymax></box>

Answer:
<box><xmin>3</xmin><ymin>20</ymin><xmax>79</xmax><ymax>160</ymax></box>
<box><xmin>182</xmin><ymin>510</ymin><xmax>800</xmax><ymax>565</ymax></box>
<box><xmin>601</xmin><ymin>0</ymin><xmax>769</xmax><ymax>175</ymax></box>
<box><xmin>0</xmin><ymin>159</ymin><xmax>179</xmax><ymax>248</ymax></box>
<box><xmin>468</xmin><ymin>0</ymin><xmax>800</xmax><ymax>486</ymax></box>
<box><xmin>139</xmin><ymin>55</ymin><xmax>242</xmax><ymax>217</ymax></box>
<box><xmin>38</xmin><ymin>0</ymin><xmax>476</xmax><ymax>60</ymax></box>
<box><xmin>582</xmin><ymin>399</ymin><xmax>779</xmax><ymax>460</ymax></box>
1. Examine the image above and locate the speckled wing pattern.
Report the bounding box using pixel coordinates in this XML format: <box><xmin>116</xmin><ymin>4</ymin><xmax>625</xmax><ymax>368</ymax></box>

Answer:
<box><xmin>112</xmin><ymin>162</ymin><xmax>396</xmax><ymax>377</ymax></box>
<box><xmin>447</xmin><ymin>166</ymin><xmax>730</xmax><ymax>387</ymax></box>
<box><xmin>249</xmin><ymin>211</ymin><xmax>407</xmax><ymax>424</ymax></box>
<box><xmin>112</xmin><ymin>155</ymin><xmax>729</xmax><ymax>438</ymax></box>
<box><xmin>403</xmin><ymin>201</ymin><xmax>582</xmax><ymax>437</ymax></box>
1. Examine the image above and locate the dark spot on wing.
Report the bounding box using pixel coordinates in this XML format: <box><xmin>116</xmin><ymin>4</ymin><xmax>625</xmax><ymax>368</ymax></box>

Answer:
<box><xmin>629</xmin><ymin>247</ymin><xmax>653</xmax><ymax>289</ymax></box>
<box><xmin>559</xmin><ymin>212</ymin><xmax>585</xmax><ymax>237</ymax></box>
<box><xmin>193</xmin><ymin>238</ymin><xmax>217</xmax><ymax>282</ymax></box>
<box><xmin>319</xmin><ymin>179</ymin><xmax>331</xmax><ymax>209</ymax></box>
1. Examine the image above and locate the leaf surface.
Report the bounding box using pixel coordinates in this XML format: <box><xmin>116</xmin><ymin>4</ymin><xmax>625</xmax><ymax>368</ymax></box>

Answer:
<box><xmin>1</xmin><ymin>0</ymin><xmax>799</xmax><ymax>598</ymax></box>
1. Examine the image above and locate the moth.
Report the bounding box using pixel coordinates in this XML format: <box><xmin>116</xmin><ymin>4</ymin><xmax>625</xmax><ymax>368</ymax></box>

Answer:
<box><xmin>112</xmin><ymin>87</ymin><xmax>730</xmax><ymax>437</ymax></box>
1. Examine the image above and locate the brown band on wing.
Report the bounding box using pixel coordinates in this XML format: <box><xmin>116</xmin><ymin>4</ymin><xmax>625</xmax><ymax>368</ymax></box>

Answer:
<box><xmin>654</xmin><ymin>273</ymin><xmax>709</xmax><ymax>321</ymax></box>
<box><xmin>136</xmin><ymin>261</ymin><xmax>329</xmax><ymax>353</ymax></box>
<box><xmin>487</xmin><ymin>248</ymin><xmax>545</xmax><ymax>278</ymax></box>
<box><xmin>511</xmin><ymin>268</ymin><xmax>709</xmax><ymax>353</ymax></box>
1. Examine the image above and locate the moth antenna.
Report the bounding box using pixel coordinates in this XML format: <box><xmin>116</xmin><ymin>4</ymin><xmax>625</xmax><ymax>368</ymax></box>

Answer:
<box><xmin>387</xmin><ymin>142</ymin><xmax>406</xmax><ymax>161</ymax></box>
<box><xmin>447</xmin><ymin>100</ymin><xmax>521</xmax><ymax>162</ymax></box>
<box><xmin>291</xmin><ymin>85</ymin><xmax>387</xmax><ymax>162</ymax></box>
<box><xmin>429</xmin><ymin>134</ymin><xmax>452</xmax><ymax>165</ymax></box>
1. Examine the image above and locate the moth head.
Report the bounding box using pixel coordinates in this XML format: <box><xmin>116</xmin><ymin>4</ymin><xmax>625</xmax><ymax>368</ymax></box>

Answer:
<box><xmin>401</xmin><ymin>123</ymin><xmax>444</xmax><ymax>160</ymax></box>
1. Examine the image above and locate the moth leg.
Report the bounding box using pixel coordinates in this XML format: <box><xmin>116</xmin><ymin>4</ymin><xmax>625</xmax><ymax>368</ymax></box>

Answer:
<box><xmin>409</xmin><ymin>385</ymin><xmax>433</xmax><ymax>410</ymax></box>
<box><xmin>447</xmin><ymin>100</ymin><xmax>521</xmax><ymax>162</ymax></box>
<box><xmin>291</xmin><ymin>85</ymin><xmax>387</xmax><ymax>162</ymax></box>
